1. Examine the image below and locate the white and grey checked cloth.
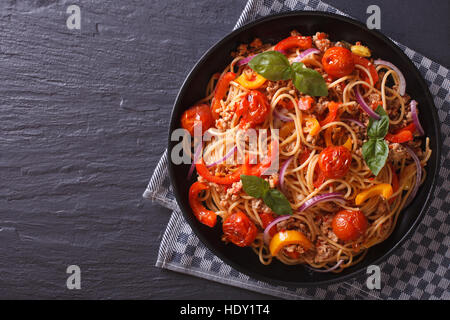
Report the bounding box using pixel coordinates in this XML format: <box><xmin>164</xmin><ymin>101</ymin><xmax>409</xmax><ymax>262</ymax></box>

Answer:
<box><xmin>144</xmin><ymin>0</ymin><xmax>449</xmax><ymax>300</ymax></box>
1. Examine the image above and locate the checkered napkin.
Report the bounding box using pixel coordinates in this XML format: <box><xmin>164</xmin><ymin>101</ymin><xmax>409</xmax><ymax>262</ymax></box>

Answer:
<box><xmin>144</xmin><ymin>0</ymin><xmax>450</xmax><ymax>299</ymax></box>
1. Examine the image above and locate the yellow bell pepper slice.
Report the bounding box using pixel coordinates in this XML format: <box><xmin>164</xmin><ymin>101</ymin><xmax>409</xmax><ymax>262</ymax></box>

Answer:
<box><xmin>303</xmin><ymin>117</ymin><xmax>320</xmax><ymax>136</ymax></box>
<box><xmin>279</xmin><ymin>121</ymin><xmax>295</xmax><ymax>139</ymax></box>
<box><xmin>355</xmin><ymin>183</ymin><xmax>393</xmax><ymax>206</ymax></box>
<box><xmin>235</xmin><ymin>72</ymin><xmax>266</xmax><ymax>89</ymax></box>
<box><xmin>269</xmin><ymin>230</ymin><xmax>313</xmax><ymax>256</ymax></box>
<box><xmin>342</xmin><ymin>137</ymin><xmax>352</xmax><ymax>151</ymax></box>
<box><xmin>351</xmin><ymin>45</ymin><xmax>371</xmax><ymax>57</ymax></box>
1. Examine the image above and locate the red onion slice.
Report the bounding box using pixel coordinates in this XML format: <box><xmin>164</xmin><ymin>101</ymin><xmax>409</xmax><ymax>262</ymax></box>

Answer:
<box><xmin>355</xmin><ymin>87</ymin><xmax>381</xmax><ymax>120</ymax></box>
<box><xmin>374</xmin><ymin>59</ymin><xmax>406</xmax><ymax>96</ymax></box>
<box><xmin>410</xmin><ymin>100</ymin><xmax>424</xmax><ymax>136</ymax></box>
<box><xmin>263</xmin><ymin>215</ymin><xmax>291</xmax><ymax>245</ymax></box>
<box><xmin>279</xmin><ymin>157</ymin><xmax>293</xmax><ymax>192</ymax></box>
<box><xmin>298</xmin><ymin>193</ymin><xmax>346</xmax><ymax>213</ymax></box>
<box><xmin>187</xmin><ymin>142</ymin><xmax>203</xmax><ymax>180</ymax></box>
<box><xmin>273</xmin><ymin>107</ymin><xmax>293</xmax><ymax>122</ymax></box>
<box><xmin>292</xmin><ymin>48</ymin><xmax>321</xmax><ymax>63</ymax></box>
<box><xmin>237</xmin><ymin>55</ymin><xmax>255</xmax><ymax>67</ymax></box>
<box><xmin>206</xmin><ymin>146</ymin><xmax>237</xmax><ymax>168</ymax></box>
<box><xmin>403</xmin><ymin>145</ymin><xmax>422</xmax><ymax>206</ymax></box>
<box><xmin>340</xmin><ymin>118</ymin><xmax>366</xmax><ymax>128</ymax></box>
<box><xmin>305</xmin><ymin>259</ymin><xmax>344</xmax><ymax>273</ymax></box>
<box><xmin>237</xmin><ymin>49</ymin><xmax>287</xmax><ymax>66</ymax></box>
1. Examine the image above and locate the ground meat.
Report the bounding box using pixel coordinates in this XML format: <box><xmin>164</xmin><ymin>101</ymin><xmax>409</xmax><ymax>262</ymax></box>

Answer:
<box><xmin>268</xmin><ymin>173</ymin><xmax>279</xmax><ymax>189</ymax></box>
<box><xmin>227</xmin><ymin>181</ymin><xmax>242</xmax><ymax>197</ymax></box>
<box><xmin>305</xmin><ymin>134</ymin><xmax>315</xmax><ymax>143</ymax></box>
<box><xmin>283</xmin><ymin>244</ymin><xmax>305</xmax><ymax>256</ymax></box>
<box><xmin>234</xmin><ymin>43</ymin><xmax>249</xmax><ymax>57</ymax></box>
<box><xmin>276</xmin><ymin>217</ymin><xmax>312</xmax><ymax>242</ymax></box>
<box><xmin>313</xmin><ymin>32</ymin><xmax>331</xmax><ymax>52</ymax></box>
<box><xmin>290</xmin><ymin>29</ymin><xmax>301</xmax><ymax>37</ymax></box>
<box><xmin>315</xmin><ymin>239</ymin><xmax>337</xmax><ymax>263</ymax></box>
<box><xmin>250</xmin><ymin>198</ymin><xmax>272</xmax><ymax>214</ymax></box>
<box><xmin>231</xmin><ymin>37</ymin><xmax>271</xmax><ymax>58</ymax></box>
<box><xmin>376</xmin><ymin>200</ymin><xmax>389</xmax><ymax>216</ymax></box>
<box><xmin>249</xmin><ymin>38</ymin><xmax>262</xmax><ymax>48</ymax></box>
<box><xmin>387</xmin><ymin>93</ymin><xmax>411</xmax><ymax>123</ymax></box>
<box><xmin>388</xmin><ymin>142</ymin><xmax>408</xmax><ymax>163</ymax></box>
<box><xmin>215</xmin><ymin>102</ymin><xmax>236</xmax><ymax>130</ymax></box>
<box><xmin>334</xmin><ymin>41</ymin><xmax>351</xmax><ymax>49</ymax></box>
<box><xmin>368</xmin><ymin>92</ymin><xmax>381</xmax><ymax>105</ymax></box>
<box><xmin>319</xmin><ymin>214</ymin><xmax>339</xmax><ymax>242</ymax></box>
<box><xmin>264</xmin><ymin>80</ymin><xmax>290</xmax><ymax>101</ymax></box>
<box><xmin>315</xmin><ymin>98</ymin><xmax>329</xmax><ymax>115</ymax></box>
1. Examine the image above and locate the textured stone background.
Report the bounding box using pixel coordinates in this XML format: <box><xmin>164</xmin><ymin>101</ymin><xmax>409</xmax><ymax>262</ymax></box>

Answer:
<box><xmin>0</xmin><ymin>0</ymin><xmax>448</xmax><ymax>299</ymax></box>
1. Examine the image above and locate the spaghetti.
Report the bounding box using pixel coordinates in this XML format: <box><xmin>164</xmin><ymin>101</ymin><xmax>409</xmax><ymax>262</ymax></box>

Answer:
<box><xmin>180</xmin><ymin>31</ymin><xmax>431</xmax><ymax>272</ymax></box>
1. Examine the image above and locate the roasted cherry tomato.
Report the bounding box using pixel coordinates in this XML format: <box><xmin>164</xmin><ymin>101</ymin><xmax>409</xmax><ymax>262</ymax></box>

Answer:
<box><xmin>318</xmin><ymin>146</ymin><xmax>352</xmax><ymax>179</ymax></box>
<box><xmin>222</xmin><ymin>211</ymin><xmax>258</xmax><ymax>247</ymax></box>
<box><xmin>274</xmin><ymin>35</ymin><xmax>313</xmax><ymax>52</ymax></box>
<box><xmin>322</xmin><ymin>47</ymin><xmax>355</xmax><ymax>78</ymax></box>
<box><xmin>188</xmin><ymin>182</ymin><xmax>217</xmax><ymax>228</ymax></box>
<box><xmin>181</xmin><ymin>104</ymin><xmax>214</xmax><ymax>136</ymax></box>
<box><xmin>211</xmin><ymin>72</ymin><xmax>236</xmax><ymax>120</ymax></box>
<box><xmin>237</xmin><ymin>90</ymin><xmax>270</xmax><ymax>127</ymax></box>
<box><xmin>332</xmin><ymin>210</ymin><xmax>368</xmax><ymax>241</ymax></box>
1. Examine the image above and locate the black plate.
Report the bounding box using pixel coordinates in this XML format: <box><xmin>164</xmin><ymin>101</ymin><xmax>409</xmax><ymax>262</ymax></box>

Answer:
<box><xmin>167</xmin><ymin>11</ymin><xmax>441</xmax><ymax>287</ymax></box>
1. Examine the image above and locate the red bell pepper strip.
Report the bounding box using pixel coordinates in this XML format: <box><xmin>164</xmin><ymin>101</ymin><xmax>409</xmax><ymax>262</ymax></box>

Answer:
<box><xmin>274</xmin><ymin>36</ymin><xmax>312</xmax><ymax>52</ymax></box>
<box><xmin>242</xmin><ymin>141</ymin><xmax>278</xmax><ymax>177</ymax></box>
<box><xmin>188</xmin><ymin>182</ymin><xmax>217</xmax><ymax>227</ymax></box>
<box><xmin>211</xmin><ymin>72</ymin><xmax>236</xmax><ymax>120</ymax></box>
<box><xmin>385</xmin><ymin>123</ymin><xmax>416</xmax><ymax>143</ymax></box>
<box><xmin>259</xmin><ymin>212</ymin><xmax>277</xmax><ymax>237</ymax></box>
<box><xmin>353</xmin><ymin>54</ymin><xmax>379</xmax><ymax>85</ymax></box>
<box><xmin>401</xmin><ymin>122</ymin><xmax>416</xmax><ymax>133</ymax></box>
<box><xmin>319</xmin><ymin>101</ymin><xmax>340</xmax><ymax>127</ymax></box>
<box><xmin>385</xmin><ymin>130</ymin><xmax>413</xmax><ymax>143</ymax></box>
<box><xmin>313</xmin><ymin>167</ymin><xmax>326</xmax><ymax>189</ymax></box>
<box><xmin>195</xmin><ymin>160</ymin><xmax>241</xmax><ymax>185</ymax></box>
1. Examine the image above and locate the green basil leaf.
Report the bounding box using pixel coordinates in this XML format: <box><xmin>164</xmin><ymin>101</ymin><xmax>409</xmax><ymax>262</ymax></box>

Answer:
<box><xmin>248</xmin><ymin>51</ymin><xmax>293</xmax><ymax>81</ymax></box>
<box><xmin>291</xmin><ymin>62</ymin><xmax>328</xmax><ymax>97</ymax></box>
<box><xmin>367</xmin><ymin>106</ymin><xmax>389</xmax><ymax>139</ymax></box>
<box><xmin>240</xmin><ymin>175</ymin><xmax>270</xmax><ymax>199</ymax></box>
<box><xmin>262</xmin><ymin>189</ymin><xmax>293</xmax><ymax>215</ymax></box>
<box><xmin>362</xmin><ymin>138</ymin><xmax>389</xmax><ymax>176</ymax></box>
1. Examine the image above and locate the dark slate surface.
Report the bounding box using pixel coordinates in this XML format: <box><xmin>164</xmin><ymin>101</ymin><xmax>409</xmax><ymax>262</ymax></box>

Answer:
<box><xmin>0</xmin><ymin>0</ymin><xmax>448</xmax><ymax>299</ymax></box>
